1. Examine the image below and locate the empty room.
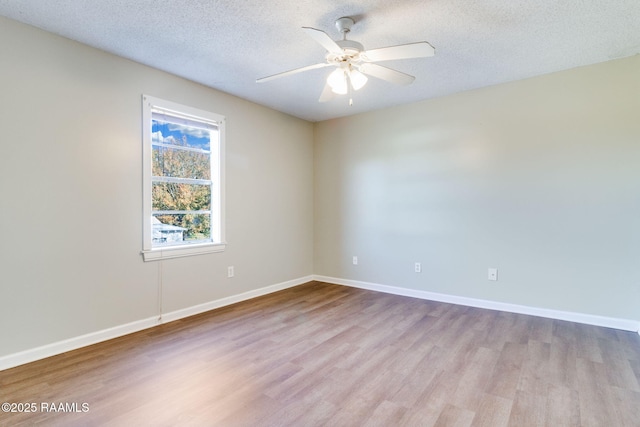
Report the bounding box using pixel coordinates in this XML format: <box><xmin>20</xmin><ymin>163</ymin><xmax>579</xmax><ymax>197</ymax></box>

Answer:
<box><xmin>1</xmin><ymin>1</ymin><xmax>639</xmax><ymax>426</ymax></box>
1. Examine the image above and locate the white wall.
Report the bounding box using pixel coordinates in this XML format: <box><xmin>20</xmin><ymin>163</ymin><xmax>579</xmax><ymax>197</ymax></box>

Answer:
<box><xmin>0</xmin><ymin>16</ymin><xmax>314</xmax><ymax>359</ymax></box>
<box><xmin>314</xmin><ymin>55</ymin><xmax>640</xmax><ymax>321</ymax></box>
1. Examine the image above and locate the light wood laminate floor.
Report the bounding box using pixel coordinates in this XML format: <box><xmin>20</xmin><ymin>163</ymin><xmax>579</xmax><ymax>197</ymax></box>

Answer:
<box><xmin>1</xmin><ymin>281</ymin><xmax>639</xmax><ymax>426</ymax></box>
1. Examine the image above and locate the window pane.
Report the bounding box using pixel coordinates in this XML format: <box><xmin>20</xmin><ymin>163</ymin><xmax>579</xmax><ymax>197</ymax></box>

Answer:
<box><xmin>152</xmin><ymin>214</ymin><xmax>211</xmax><ymax>246</ymax></box>
<box><xmin>152</xmin><ymin>146</ymin><xmax>211</xmax><ymax>179</ymax></box>
<box><xmin>152</xmin><ymin>182</ymin><xmax>211</xmax><ymax>211</ymax></box>
<box><xmin>152</xmin><ymin>119</ymin><xmax>212</xmax><ymax>151</ymax></box>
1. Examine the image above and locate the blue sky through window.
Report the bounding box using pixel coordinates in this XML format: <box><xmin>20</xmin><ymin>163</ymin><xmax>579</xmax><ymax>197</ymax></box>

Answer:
<box><xmin>152</xmin><ymin>120</ymin><xmax>211</xmax><ymax>151</ymax></box>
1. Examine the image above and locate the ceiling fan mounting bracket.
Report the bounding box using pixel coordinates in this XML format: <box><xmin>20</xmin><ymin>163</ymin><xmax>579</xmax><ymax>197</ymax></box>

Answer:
<box><xmin>335</xmin><ymin>17</ymin><xmax>355</xmax><ymax>36</ymax></box>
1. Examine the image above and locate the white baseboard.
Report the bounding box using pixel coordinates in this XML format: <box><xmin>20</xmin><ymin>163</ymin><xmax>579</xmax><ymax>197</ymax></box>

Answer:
<box><xmin>0</xmin><ymin>316</ymin><xmax>160</xmax><ymax>372</ymax></box>
<box><xmin>161</xmin><ymin>275</ymin><xmax>314</xmax><ymax>323</ymax></box>
<box><xmin>313</xmin><ymin>275</ymin><xmax>640</xmax><ymax>333</ymax></box>
<box><xmin>0</xmin><ymin>275</ymin><xmax>313</xmax><ymax>372</ymax></box>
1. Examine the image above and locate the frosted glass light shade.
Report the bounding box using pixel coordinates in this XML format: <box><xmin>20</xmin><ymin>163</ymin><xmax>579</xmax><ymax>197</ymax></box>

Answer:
<box><xmin>350</xmin><ymin>70</ymin><xmax>368</xmax><ymax>90</ymax></box>
<box><xmin>327</xmin><ymin>69</ymin><xmax>348</xmax><ymax>94</ymax></box>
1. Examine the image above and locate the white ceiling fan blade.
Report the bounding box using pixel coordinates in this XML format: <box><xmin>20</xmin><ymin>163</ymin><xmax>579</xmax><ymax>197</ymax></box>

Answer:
<box><xmin>359</xmin><ymin>63</ymin><xmax>415</xmax><ymax>85</ymax></box>
<box><xmin>318</xmin><ymin>81</ymin><xmax>335</xmax><ymax>103</ymax></box>
<box><xmin>302</xmin><ymin>27</ymin><xmax>343</xmax><ymax>54</ymax></box>
<box><xmin>256</xmin><ymin>63</ymin><xmax>331</xmax><ymax>83</ymax></box>
<box><xmin>362</xmin><ymin>42</ymin><xmax>435</xmax><ymax>62</ymax></box>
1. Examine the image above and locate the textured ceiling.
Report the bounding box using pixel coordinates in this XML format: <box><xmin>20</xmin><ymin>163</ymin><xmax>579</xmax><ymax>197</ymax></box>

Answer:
<box><xmin>1</xmin><ymin>0</ymin><xmax>639</xmax><ymax>122</ymax></box>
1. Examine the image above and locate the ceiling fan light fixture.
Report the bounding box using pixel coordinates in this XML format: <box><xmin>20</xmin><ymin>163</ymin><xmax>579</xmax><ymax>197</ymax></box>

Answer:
<box><xmin>328</xmin><ymin>67</ymin><xmax>368</xmax><ymax>95</ymax></box>
<box><xmin>327</xmin><ymin>68</ymin><xmax>348</xmax><ymax>94</ymax></box>
<box><xmin>350</xmin><ymin>69</ymin><xmax>368</xmax><ymax>91</ymax></box>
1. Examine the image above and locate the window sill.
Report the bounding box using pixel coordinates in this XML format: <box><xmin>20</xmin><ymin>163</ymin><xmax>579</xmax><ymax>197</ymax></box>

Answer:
<box><xmin>142</xmin><ymin>242</ymin><xmax>226</xmax><ymax>261</ymax></box>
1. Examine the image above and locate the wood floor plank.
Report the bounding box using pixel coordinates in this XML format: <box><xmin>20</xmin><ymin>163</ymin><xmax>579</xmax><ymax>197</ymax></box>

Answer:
<box><xmin>485</xmin><ymin>342</ymin><xmax>528</xmax><ymax>400</ymax></box>
<box><xmin>409</xmin><ymin>368</ymin><xmax>466</xmax><ymax>424</ymax></box>
<box><xmin>629</xmin><ymin>358</ymin><xmax>640</xmax><ymax>386</ymax></box>
<box><xmin>389</xmin><ymin>344</ymin><xmax>448</xmax><ymax>408</ymax></box>
<box><xmin>545</xmin><ymin>384</ymin><xmax>581</xmax><ymax>427</ymax></box>
<box><xmin>361</xmin><ymin>400</ymin><xmax>408</xmax><ymax>427</ymax></box>
<box><xmin>575</xmin><ymin>323</ymin><xmax>605</xmax><ymax>363</ymax></box>
<box><xmin>616</xmin><ymin>330</ymin><xmax>640</xmax><ymax>362</ymax></box>
<box><xmin>516</xmin><ymin>339</ymin><xmax>551</xmax><ymax>396</ymax></box>
<box><xmin>597</xmin><ymin>336</ymin><xmax>640</xmax><ymax>392</ymax></box>
<box><xmin>470</xmin><ymin>393</ymin><xmax>512</xmax><ymax>427</ymax></box>
<box><xmin>265</xmin><ymin>398</ymin><xmax>338</xmax><ymax>427</ymax></box>
<box><xmin>450</xmin><ymin>347</ymin><xmax>500</xmax><ymax>411</ymax></box>
<box><xmin>576</xmin><ymin>357</ymin><xmax>620</xmax><ymax>427</ymax></box>
<box><xmin>609</xmin><ymin>386</ymin><xmax>640</xmax><ymax>427</ymax></box>
<box><xmin>526</xmin><ymin>316</ymin><xmax>554</xmax><ymax>344</ymax></box>
<box><xmin>507</xmin><ymin>390</ymin><xmax>546</xmax><ymax>427</ymax></box>
<box><xmin>1</xmin><ymin>281</ymin><xmax>639</xmax><ymax>426</ymax></box>
<box><xmin>547</xmin><ymin>335</ymin><xmax>578</xmax><ymax>389</ymax></box>
<box><xmin>433</xmin><ymin>403</ymin><xmax>475</xmax><ymax>427</ymax></box>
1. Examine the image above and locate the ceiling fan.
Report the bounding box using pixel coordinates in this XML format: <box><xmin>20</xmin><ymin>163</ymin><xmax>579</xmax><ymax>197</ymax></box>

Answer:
<box><xmin>256</xmin><ymin>17</ymin><xmax>435</xmax><ymax>105</ymax></box>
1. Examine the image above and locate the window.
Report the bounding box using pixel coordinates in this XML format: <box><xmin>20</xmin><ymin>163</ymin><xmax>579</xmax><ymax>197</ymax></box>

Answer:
<box><xmin>142</xmin><ymin>95</ymin><xmax>225</xmax><ymax>261</ymax></box>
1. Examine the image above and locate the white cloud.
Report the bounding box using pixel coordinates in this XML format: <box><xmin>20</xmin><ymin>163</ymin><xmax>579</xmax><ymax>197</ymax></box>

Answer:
<box><xmin>167</xmin><ymin>123</ymin><xmax>209</xmax><ymax>139</ymax></box>
<box><xmin>151</xmin><ymin>130</ymin><xmax>164</xmax><ymax>143</ymax></box>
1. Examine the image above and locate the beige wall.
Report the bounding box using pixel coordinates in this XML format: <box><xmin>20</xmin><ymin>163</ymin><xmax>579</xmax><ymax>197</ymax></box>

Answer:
<box><xmin>314</xmin><ymin>55</ymin><xmax>640</xmax><ymax>320</ymax></box>
<box><xmin>0</xmin><ymin>16</ymin><xmax>314</xmax><ymax>357</ymax></box>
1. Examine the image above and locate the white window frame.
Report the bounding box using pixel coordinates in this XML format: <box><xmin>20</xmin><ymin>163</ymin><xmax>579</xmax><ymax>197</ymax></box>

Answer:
<box><xmin>141</xmin><ymin>95</ymin><xmax>225</xmax><ymax>261</ymax></box>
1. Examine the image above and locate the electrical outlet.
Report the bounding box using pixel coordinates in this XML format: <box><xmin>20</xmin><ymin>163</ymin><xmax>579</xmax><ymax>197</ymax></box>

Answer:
<box><xmin>488</xmin><ymin>268</ymin><xmax>498</xmax><ymax>281</ymax></box>
<box><xmin>228</xmin><ymin>266</ymin><xmax>234</xmax><ymax>278</ymax></box>
<box><xmin>352</xmin><ymin>256</ymin><xmax>358</xmax><ymax>265</ymax></box>
<box><xmin>415</xmin><ymin>262</ymin><xmax>422</xmax><ymax>273</ymax></box>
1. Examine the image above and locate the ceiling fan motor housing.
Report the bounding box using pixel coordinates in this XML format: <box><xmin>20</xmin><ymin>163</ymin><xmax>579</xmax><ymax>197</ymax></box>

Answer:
<box><xmin>336</xmin><ymin>39</ymin><xmax>364</xmax><ymax>54</ymax></box>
